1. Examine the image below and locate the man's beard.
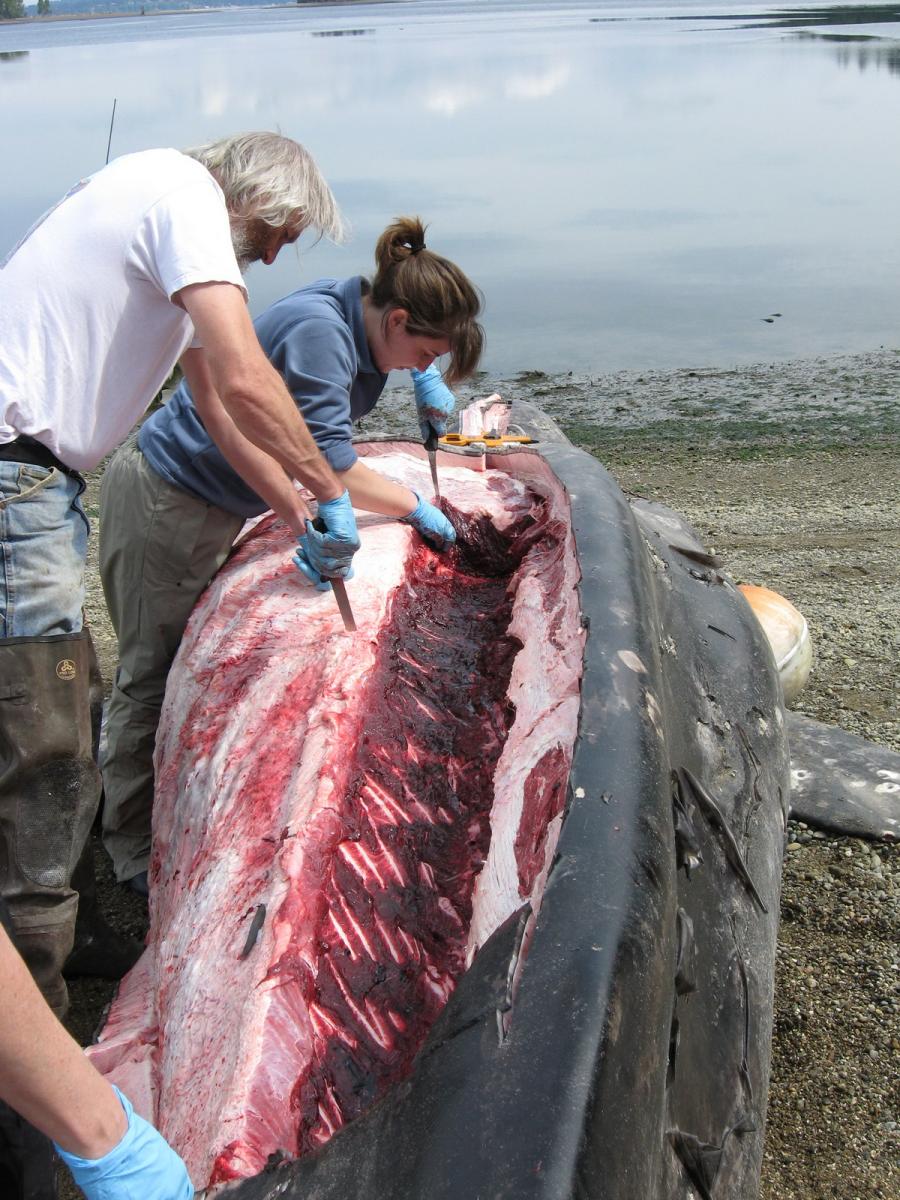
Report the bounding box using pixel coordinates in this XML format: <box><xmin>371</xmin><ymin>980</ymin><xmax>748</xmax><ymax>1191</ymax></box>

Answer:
<box><xmin>230</xmin><ymin>218</ymin><xmax>268</xmax><ymax>272</ymax></box>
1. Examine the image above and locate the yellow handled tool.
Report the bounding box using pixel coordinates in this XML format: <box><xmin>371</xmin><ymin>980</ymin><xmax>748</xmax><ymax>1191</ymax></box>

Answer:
<box><xmin>440</xmin><ymin>433</ymin><xmax>534</xmax><ymax>448</ymax></box>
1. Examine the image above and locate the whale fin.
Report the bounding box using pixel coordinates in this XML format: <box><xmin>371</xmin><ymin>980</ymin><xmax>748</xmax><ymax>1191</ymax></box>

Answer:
<box><xmin>788</xmin><ymin>712</ymin><xmax>900</xmax><ymax>842</ymax></box>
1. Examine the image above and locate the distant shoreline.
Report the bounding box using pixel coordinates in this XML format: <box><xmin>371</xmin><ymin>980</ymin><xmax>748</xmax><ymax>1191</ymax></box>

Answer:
<box><xmin>0</xmin><ymin>0</ymin><xmax>394</xmax><ymax>26</ymax></box>
<box><xmin>1</xmin><ymin>10</ymin><xmax>141</xmax><ymax>23</ymax></box>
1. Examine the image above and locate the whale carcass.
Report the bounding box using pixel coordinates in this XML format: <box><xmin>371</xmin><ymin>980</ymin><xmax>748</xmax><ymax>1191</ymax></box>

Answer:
<box><xmin>90</xmin><ymin>404</ymin><xmax>792</xmax><ymax>1199</ymax></box>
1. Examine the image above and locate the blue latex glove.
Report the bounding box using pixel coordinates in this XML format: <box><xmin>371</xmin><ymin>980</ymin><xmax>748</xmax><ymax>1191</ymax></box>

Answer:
<box><xmin>54</xmin><ymin>1086</ymin><xmax>192</xmax><ymax>1200</ymax></box>
<box><xmin>292</xmin><ymin>563</ymin><xmax>355</xmax><ymax>593</ymax></box>
<box><xmin>292</xmin><ymin>490</ymin><xmax>360</xmax><ymax>587</ymax></box>
<box><xmin>401</xmin><ymin>492</ymin><xmax>456</xmax><ymax>550</ymax></box>
<box><xmin>411</xmin><ymin>364</ymin><xmax>456</xmax><ymax>440</ymax></box>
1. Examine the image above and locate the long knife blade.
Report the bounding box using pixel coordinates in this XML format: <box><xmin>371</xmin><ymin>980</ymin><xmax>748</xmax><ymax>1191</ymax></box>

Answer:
<box><xmin>330</xmin><ymin>576</ymin><xmax>357</xmax><ymax>632</ymax></box>
<box><xmin>312</xmin><ymin>516</ymin><xmax>357</xmax><ymax>632</ymax></box>
<box><xmin>424</xmin><ymin>426</ymin><xmax>441</xmax><ymax>501</ymax></box>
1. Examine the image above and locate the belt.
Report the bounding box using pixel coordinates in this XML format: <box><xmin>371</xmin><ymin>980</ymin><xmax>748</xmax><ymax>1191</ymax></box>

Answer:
<box><xmin>0</xmin><ymin>436</ymin><xmax>79</xmax><ymax>477</ymax></box>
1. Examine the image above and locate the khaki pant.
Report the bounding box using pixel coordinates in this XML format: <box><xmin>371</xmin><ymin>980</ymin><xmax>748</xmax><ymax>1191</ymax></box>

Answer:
<box><xmin>99</xmin><ymin>435</ymin><xmax>243</xmax><ymax>882</ymax></box>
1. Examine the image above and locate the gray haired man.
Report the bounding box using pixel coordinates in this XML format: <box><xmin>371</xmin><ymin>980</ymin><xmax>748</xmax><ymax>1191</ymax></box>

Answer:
<box><xmin>0</xmin><ymin>131</ymin><xmax>359</xmax><ymax>1018</ymax></box>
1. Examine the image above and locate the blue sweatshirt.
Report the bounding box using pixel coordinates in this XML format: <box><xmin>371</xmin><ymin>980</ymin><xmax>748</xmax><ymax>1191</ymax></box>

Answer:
<box><xmin>139</xmin><ymin>276</ymin><xmax>387</xmax><ymax>517</ymax></box>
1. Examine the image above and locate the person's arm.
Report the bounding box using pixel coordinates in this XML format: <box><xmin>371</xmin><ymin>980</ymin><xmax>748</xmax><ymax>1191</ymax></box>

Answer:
<box><xmin>0</xmin><ymin>925</ymin><xmax>126</xmax><ymax>1156</ymax></box>
<box><xmin>0</xmin><ymin>927</ymin><xmax>192</xmax><ymax>1198</ymax></box>
<box><xmin>174</xmin><ymin>368</ymin><xmax>445</xmax><ymax>538</ymax></box>
<box><xmin>338</xmin><ymin>460</ymin><xmax>418</xmax><ymax>517</ymax></box>
<box><xmin>339</xmin><ymin>462</ymin><xmax>455</xmax><ymax>549</ymax></box>
<box><xmin>176</xmin><ymin>281</ymin><xmax>343</xmax><ymax>503</ymax></box>
<box><xmin>180</xmin><ymin>349</ymin><xmax>310</xmax><ymax>538</ymax></box>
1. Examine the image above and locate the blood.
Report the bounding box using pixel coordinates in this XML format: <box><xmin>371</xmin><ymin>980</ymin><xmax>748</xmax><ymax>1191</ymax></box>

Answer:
<box><xmin>97</xmin><ymin>459</ymin><xmax>582</xmax><ymax>1192</ymax></box>
<box><xmin>441</xmin><ymin>498</ymin><xmax>542</xmax><ymax>577</ymax></box>
<box><xmin>286</xmin><ymin>503</ymin><xmax>539</xmax><ymax>1155</ymax></box>
<box><xmin>515</xmin><ymin>746</ymin><xmax>570</xmax><ymax>897</ymax></box>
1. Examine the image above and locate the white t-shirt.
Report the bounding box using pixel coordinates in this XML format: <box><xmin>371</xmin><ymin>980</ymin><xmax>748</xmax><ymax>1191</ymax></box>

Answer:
<box><xmin>0</xmin><ymin>148</ymin><xmax>247</xmax><ymax>471</ymax></box>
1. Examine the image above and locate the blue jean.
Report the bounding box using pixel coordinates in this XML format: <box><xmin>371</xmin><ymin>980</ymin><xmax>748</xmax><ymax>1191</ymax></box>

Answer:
<box><xmin>0</xmin><ymin>462</ymin><xmax>90</xmax><ymax>637</ymax></box>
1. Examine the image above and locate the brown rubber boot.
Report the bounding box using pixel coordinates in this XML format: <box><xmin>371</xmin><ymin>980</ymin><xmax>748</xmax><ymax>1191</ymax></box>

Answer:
<box><xmin>63</xmin><ymin>841</ymin><xmax>143</xmax><ymax>982</ymax></box>
<box><xmin>0</xmin><ymin>632</ymin><xmax>101</xmax><ymax>1018</ymax></box>
<box><xmin>4</xmin><ymin>898</ymin><xmax>76</xmax><ymax>1019</ymax></box>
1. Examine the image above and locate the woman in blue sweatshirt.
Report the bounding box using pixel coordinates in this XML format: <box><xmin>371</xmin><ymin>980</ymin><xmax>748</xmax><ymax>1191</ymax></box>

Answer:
<box><xmin>98</xmin><ymin>216</ymin><xmax>484</xmax><ymax>892</ymax></box>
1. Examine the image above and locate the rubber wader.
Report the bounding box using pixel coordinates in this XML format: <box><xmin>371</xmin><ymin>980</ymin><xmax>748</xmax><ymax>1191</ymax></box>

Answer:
<box><xmin>63</xmin><ymin>629</ymin><xmax>143</xmax><ymax>981</ymax></box>
<box><xmin>62</xmin><ymin>840</ymin><xmax>142</xmax><ymax>982</ymax></box>
<box><xmin>0</xmin><ymin>632</ymin><xmax>101</xmax><ymax>1019</ymax></box>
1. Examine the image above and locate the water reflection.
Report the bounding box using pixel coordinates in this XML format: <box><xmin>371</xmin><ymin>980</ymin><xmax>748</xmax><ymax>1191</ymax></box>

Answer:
<box><xmin>741</xmin><ymin>3</ymin><xmax>900</xmax><ymax>31</ymax></box>
<box><xmin>0</xmin><ymin>50</ymin><xmax>28</xmax><ymax>61</ymax></box>
<box><xmin>1</xmin><ymin>2</ymin><xmax>899</xmax><ymax>373</ymax></box>
<box><xmin>655</xmin><ymin>3</ymin><xmax>900</xmax><ymax>30</ymax></box>
<box><xmin>311</xmin><ymin>29</ymin><xmax>375</xmax><ymax>39</ymax></box>
<box><xmin>835</xmin><ymin>37</ymin><xmax>900</xmax><ymax>71</ymax></box>
<box><xmin>794</xmin><ymin>30</ymin><xmax>900</xmax><ymax>74</ymax></box>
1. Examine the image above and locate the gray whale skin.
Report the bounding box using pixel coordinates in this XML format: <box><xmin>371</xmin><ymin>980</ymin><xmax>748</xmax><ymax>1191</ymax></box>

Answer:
<box><xmin>228</xmin><ymin>403</ymin><xmax>791</xmax><ymax>1200</ymax></box>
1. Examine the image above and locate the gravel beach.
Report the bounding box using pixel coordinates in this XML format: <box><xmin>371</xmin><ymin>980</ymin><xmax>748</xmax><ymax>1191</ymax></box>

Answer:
<box><xmin>65</xmin><ymin>348</ymin><xmax>899</xmax><ymax>1199</ymax></box>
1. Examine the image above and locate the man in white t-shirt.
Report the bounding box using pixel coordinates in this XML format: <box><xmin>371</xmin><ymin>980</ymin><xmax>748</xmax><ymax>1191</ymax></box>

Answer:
<box><xmin>0</xmin><ymin>132</ymin><xmax>360</xmax><ymax>1022</ymax></box>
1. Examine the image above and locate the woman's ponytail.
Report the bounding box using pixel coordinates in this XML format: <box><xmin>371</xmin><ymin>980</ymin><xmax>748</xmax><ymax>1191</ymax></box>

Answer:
<box><xmin>370</xmin><ymin>217</ymin><xmax>484</xmax><ymax>386</ymax></box>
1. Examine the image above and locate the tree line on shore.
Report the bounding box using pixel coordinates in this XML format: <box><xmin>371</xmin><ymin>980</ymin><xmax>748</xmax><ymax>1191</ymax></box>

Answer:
<box><xmin>2</xmin><ymin>0</ymin><xmax>52</xmax><ymax>15</ymax></box>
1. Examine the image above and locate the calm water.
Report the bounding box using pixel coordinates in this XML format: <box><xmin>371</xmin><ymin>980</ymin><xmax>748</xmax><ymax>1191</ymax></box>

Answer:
<box><xmin>2</xmin><ymin>0</ymin><xmax>899</xmax><ymax>375</ymax></box>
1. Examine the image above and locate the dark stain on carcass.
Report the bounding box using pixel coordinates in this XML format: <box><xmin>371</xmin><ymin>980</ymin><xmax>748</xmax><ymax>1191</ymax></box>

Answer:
<box><xmin>288</xmin><ymin>494</ymin><xmax>562</xmax><ymax>1155</ymax></box>
<box><xmin>514</xmin><ymin>746</ymin><xmax>569</xmax><ymax>898</ymax></box>
<box><xmin>239</xmin><ymin>903</ymin><xmax>267</xmax><ymax>959</ymax></box>
<box><xmin>439</xmin><ymin>499</ymin><xmax>543</xmax><ymax>578</ymax></box>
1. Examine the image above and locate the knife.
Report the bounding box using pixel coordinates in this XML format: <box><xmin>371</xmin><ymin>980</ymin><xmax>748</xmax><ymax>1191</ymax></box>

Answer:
<box><xmin>312</xmin><ymin>518</ymin><xmax>357</xmax><ymax>632</ymax></box>
<box><xmin>424</xmin><ymin>424</ymin><xmax>441</xmax><ymax>501</ymax></box>
<box><xmin>328</xmin><ymin>577</ymin><xmax>357</xmax><ymax>633</ymax></box>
